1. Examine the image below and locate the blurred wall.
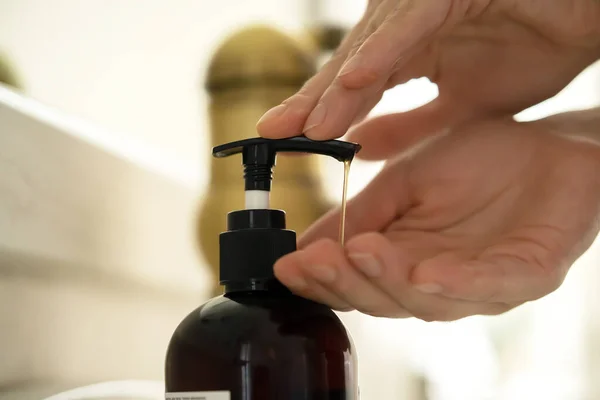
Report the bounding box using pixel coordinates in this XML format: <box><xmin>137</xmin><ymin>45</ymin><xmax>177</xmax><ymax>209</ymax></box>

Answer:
<box><xmin>0</xmin><ymin>0</ymin><xmax>312</xmax><ymax>188</ymax></box>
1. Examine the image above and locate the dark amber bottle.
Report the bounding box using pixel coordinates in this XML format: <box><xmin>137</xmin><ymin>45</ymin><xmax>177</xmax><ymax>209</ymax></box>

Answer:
<box><xmin>165</xmin><ymin>137</ymin><xmax>360</xmax><ymax>400</ymax></box>
<box><xmin>165</xmin><ymin>279</ymin><xmax>357</xmax><ymax>399</ymax></box>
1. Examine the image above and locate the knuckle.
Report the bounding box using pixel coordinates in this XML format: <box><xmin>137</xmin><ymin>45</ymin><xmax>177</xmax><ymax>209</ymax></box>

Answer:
<box><xmin>543</xmin><ymin>267</ymin><xmax>566</xmax><ymax>295</ymax></box>
<box><xmin>414</xmin><ymin>308</ymin><xmax>466</xmax><ymax>322</ymax></box>
<box><xmin>414</xmin><ymin>312</ymin><xmax>438</xmax><ymax>323</ymax></box>
<box><xmin>410</xmin><ymin>301</ymin><xmax>455</xmax><ymax>322</ymax></box>
<box><xmin>353</xmin><ymin>298</ymin><xmax>407</xmax><ymax>318</ymax></box>
<box><xmin>360</xmin><ymin>306</ymin><xmax>397</xmax><ymax>318</ymax></box>
<box><xmin>484</xmin><ymin>302</ymin><xmax>515</xmax><ymax>316</ymax></box>
<box><xmin>365</xmin><ymin>310</ymin><xmax>392</xmax><ymax>318</ymax></box>
<box><xmin>410</xmin><ymin>308</ymin><xmax>440</xmax><ymax>322</ymax></box>
<box><xmin>355</xmin><ymin>305</ymin><xmax>380</xmax><ymax>316</ymax></box>
<box><xmin>333</xmin><ymin>304</ymin><xmax>355</xmax><ymax>312</ymax></box>
<box><xmin>512</xmin><ymin>250</ymin><xmax>567</xmax><ymax>299</ymax></box>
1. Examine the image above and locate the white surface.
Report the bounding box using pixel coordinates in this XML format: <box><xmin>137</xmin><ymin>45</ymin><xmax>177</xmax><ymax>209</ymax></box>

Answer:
<box><xmin>0</xmin><ymin>84</ymin><xmax>207</xmax><ymax>293</ymax></box>
<box><xmin>0</xmin><ymin>84</ymin><xmax>196</xmax><ymax>189</ymax></box>
<box><xmin>0</xmin><ymin>86</ymin><xmax>206</xmax><ymax>387</ymax></box>
<box><xmin>44</xmin><ymin>380</ymin><xmax>164</xmax><ymax>400</ymax></box>
<box><xmin>166</xmin><ymin>392</ymin><xmax>230</xmax><ymax>400</ymax></box>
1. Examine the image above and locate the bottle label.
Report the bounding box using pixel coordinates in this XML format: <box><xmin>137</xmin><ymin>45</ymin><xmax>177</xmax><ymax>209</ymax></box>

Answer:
<box><xmin>165</xmin><ymin>392</ymin><xmax>230</xmax><ymax>400</ymax></box>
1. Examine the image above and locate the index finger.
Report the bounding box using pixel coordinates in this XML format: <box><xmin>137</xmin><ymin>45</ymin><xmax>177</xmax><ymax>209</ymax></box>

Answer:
<box><xmin>255</xmin><ymin>7</ymin><xmax>373</xmax><ymax>139</ymax></box>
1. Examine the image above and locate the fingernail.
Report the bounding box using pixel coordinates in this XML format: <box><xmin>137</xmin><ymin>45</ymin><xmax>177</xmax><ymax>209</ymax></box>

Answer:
<box><xmin>339</xmin><ymin>54</ymin><xmax>363</xmax><ymax>77</ymax></box>
<box><xmin>307</xmin><ymin>264</ymin><xmax>337</xmax><ymax>283</ymax></box>
<box><xmin>257</xmin><ymin>104</ymin><xmax>287</xmax><ymax>126</ymax></box>
<box><xmin>349</xmin><ymin>253</ymin><xmax>382</xmax><ymax>277</ymax></box>
<box><xmin>303</xmin><ymin>103</ymin><xmax>327</xmax><ymax>132</ymax></box>
<box><xmin>414</xmin><ymin>283</ymin><xmax>443</xmax><ymax>294</ymax></box>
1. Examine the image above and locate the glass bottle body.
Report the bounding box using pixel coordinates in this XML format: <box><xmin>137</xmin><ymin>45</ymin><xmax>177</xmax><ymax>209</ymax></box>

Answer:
<box><xmin>165</xmin><ymin>284</ymin><xmax>358</xmax><ymax>400</ymax></box>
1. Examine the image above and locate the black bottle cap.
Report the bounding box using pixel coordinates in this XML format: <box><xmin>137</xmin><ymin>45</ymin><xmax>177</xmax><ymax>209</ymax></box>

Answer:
<box><xmin>219</xmin><ymin>209</ymin><xmax>296</xmax><ymax>286</ymax></box>
<box><xmin>213</xmin><ymin>135</ymin><xmax>361</xmax><ymax>289</ymax></box>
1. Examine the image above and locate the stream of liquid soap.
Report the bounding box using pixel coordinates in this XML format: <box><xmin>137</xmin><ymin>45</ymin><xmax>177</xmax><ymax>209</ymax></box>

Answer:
<box><xmin>339</xmin><ymin>159</ymin><xmax>351</xmax><ymax>246</ymax></box>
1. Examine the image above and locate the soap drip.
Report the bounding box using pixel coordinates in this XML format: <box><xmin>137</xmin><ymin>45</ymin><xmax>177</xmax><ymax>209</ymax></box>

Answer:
<box><xmin>339</xmin><ymin>159</ymin><xmax>351</xmax><ymax>246</ymax></box>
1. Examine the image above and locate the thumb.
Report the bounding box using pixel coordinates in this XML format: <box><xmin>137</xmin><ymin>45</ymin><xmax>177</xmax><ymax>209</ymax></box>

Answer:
<box><xmin>298</xmin><ymin>157</ymin><xmax>412</xmax><ymax>248</ymax></box>
<box><xmin>347</xmin><ymin>100</ymin><xmax>459</xmax><ymax>160</ymax></box>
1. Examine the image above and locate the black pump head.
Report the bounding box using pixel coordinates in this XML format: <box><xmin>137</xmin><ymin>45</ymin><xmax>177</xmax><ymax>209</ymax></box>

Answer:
<box><xmin>212</xmin><ymin>135</ymin><xmax>361</xmax><ymax>291</ymax></box>
<box><xmin>213</xmin><ymin>135</ymin><xmax>361</xmax><ymax>191</ymax></box>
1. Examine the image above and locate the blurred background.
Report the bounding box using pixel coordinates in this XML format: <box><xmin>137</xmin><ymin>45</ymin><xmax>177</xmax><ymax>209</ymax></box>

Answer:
<box><xmin>1</xmin><ymin>0</ymin><xmax>600</xmax><ymax>399</ymax></box>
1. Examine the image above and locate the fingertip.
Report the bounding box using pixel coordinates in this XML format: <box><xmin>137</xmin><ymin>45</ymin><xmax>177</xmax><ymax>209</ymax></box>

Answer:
<box><xmin>302</xmin><ymin>103</ymin><xmax>328</xmax><ymax>137</ymax></box>
<box><xmin>302</xmin><ymin>89</ymin><xmax>362</xmax><ymax>140</ymax></box>
<box><xmin>303</xmin><ymin>112</ymin><xmax>347</xmax><ymax>141</ymax></box>
<box><xmin>274</xmin><ymin>243</ymin><xmax>355</xmax><ymax>310</ymax></box>
<box><xmin>256</xmin><ymin>104</ymin><xmax>287</xmax><ymax>138</ymax></box>
<box><xmin>257</xmin><ymin>96</ymin><xmax>318</xmax><ymax>138</ymax></box>
<box><xmin>255</xmin><ymin>123</ymin><xmax>283</xmax><ymax>139</ymax></box>
<box><xmin>274</xmin><ymin>251</ymin><xmax>309</xmax><ymax>290</ymax></box>
<box><xmin>286</xmin><ymin>238</ymin><xmax>345</xmax><ymax>275</ymax></box>
<box><xmin>303</xmin><ymin>128</ymin><xmax>336</xmax><ymax>141</ymax></box>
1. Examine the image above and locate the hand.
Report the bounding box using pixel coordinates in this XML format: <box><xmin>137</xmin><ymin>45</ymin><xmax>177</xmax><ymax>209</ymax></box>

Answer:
<box><xmin>256</xmin><ymin>0</ymin><xmax>600</xmax><ymax>140</ymax></box>
<box><xmin>272</xmin><ymin>110</ymin><xmax>600</xmax><ymax>321</ymax></box>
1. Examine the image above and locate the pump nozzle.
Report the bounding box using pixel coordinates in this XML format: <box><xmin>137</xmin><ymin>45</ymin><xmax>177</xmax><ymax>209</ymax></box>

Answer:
<box><xmin>213</xmin><ymin>136</ymin><xmax>361</xmax><ymax>209</ymax></box>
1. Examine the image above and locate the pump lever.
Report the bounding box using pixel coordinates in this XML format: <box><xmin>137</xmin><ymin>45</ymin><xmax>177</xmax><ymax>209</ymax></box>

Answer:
<box><xmin>212</xmin><ymin>135</ymin><xmax>361</xmax><ymax>210</ymax></box>
<box><xmin>212</xmin><ymin>135</ymin><xmax>361</xmax><ymax>163</ymax></box>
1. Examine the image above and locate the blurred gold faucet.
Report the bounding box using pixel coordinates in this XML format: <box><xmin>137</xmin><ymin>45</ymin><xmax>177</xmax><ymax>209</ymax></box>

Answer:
<box><xmin>198</xmin><ymin>25</ymin><xmax>343</xmax><ymax>296</ymax></box>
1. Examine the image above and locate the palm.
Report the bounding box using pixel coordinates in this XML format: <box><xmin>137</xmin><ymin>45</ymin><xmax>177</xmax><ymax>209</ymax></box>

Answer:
<box><xmin>276</xmin><ymin>118</ymin><xmax>600</xmax><ymax>321</ymax></box>
<box><xmin>381</xmin><ymin>119</ymin><xmax>600</xmax><ymax>307</ymax></box>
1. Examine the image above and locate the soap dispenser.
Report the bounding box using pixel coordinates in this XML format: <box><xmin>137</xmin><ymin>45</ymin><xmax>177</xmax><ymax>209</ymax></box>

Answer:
<box><xmin>165</xmin><ymin>136</ymin><xmax>361</xmax><ymax>400</ymax></box>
